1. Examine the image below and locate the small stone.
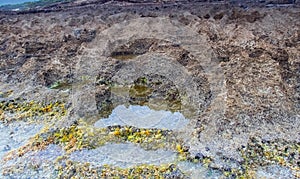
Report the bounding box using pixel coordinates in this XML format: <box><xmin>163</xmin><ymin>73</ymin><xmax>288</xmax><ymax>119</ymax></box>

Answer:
<box><xmin>195</xmin><ymin>153</ymin><xmax>204</xmax><ymax>160</ymax></box>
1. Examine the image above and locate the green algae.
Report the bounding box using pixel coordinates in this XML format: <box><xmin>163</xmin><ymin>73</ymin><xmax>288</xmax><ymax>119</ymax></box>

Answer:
<box><xmin>96</xmin><ymin>84</ymin><xmax>184</xmax><ymax>121</ymax></box>
<box><xmin>108</xmin><ymin>77</ymin><xmax>183</xmax><ymax>114</ymax></box>
<box><xmin>130</xmin><ymin>84</ymin><xmax>153</xmax><ymax>98</ymax></box>
<box><xmin>129</xmin><ymin>76</ymin><xmax>182</xmax><ymax>112</ymax></box>
<box><xmin>111</xmin><ymin>54</ymin><xmax>138</xmax><ymax>60</ymax></box>
<box><xmin>49</xmin><ymin>81</ymin><xmax>72</xmax><ymax>90</ymax></box>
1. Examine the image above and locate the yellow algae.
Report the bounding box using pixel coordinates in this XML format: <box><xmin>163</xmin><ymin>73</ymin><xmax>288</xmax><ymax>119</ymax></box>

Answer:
<box><xmin>0</xmin><ymin>99</ymin><xmax>67</xmax><ymax>124</ymax></box>
<box><xmin>56</xmin><ymin>162</ymin><xmax>185</xmax><ymax>178</ymax></box>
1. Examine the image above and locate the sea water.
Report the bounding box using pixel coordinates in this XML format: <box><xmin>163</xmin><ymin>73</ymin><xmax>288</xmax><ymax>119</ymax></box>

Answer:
<box><xmin>0</xmin><ymin>0</ymin><xmax>40</xmax><ymax>6</ymax></box>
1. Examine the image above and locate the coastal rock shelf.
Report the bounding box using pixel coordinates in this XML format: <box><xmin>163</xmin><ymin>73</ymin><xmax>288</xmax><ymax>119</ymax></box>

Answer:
<box><xmin>0</xmin><ymin>0</ymin><xmax>299</xmax><ymax>178</ymax></box>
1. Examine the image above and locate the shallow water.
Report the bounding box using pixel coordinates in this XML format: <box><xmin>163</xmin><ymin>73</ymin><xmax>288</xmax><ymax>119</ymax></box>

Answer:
<box><xmin>0</xmin><ymin>122</ymin><xmax>43</xmax><ymax>160</ymax></box>
<box><xmin>2</xmin><ymin>144</ymin><xmax>64</xmax><ymax>179</ymax></box>
<box><xmin>0</xmin><ymin>0</ymin><xmax>39</xmax><ymax>6</ymax></box>
<box><xmin>0</xmin><ymin>122</ymin><xmax>43</xmax><ymax>178</ymax></box>
<box><xmin>70</xmin><ymin>142</ymin><xmax>177</xmax><ymax>168</ymax></box>
<box><xmin>94</xmin><ymin>105</ymin><xmax>189</xmax><ymax>130</ymax></box>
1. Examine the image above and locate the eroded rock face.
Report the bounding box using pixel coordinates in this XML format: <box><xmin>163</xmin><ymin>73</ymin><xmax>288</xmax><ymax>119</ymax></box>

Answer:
<box><xmin>0</xmin><ymin>1</ymin><xmax>299</xmax><ymax>178</ymax></box>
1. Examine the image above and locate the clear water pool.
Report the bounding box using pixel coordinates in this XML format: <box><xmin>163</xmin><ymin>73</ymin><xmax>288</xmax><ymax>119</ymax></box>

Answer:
<box><xmin>94</xmin><ymin>105</ymin><xmax>189</xmax><ymax>130</ymax></box>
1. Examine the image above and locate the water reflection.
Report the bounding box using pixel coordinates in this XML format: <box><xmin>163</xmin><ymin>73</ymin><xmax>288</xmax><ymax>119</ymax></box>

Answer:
<box><xmin>94</xmin><ymin>105</ymin><xmax>189</xmax><ymax>130</ymax></box>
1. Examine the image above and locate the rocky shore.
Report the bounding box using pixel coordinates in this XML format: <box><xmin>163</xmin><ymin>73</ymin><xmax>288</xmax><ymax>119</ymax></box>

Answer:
<box><xmin>0</xmin><ymin>0</ymin><xmax>299</xmax><ymax>178</ymax></box>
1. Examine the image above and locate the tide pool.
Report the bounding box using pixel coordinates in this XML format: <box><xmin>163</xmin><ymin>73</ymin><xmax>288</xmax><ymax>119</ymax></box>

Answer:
<box><xmin>94</xmin><ymin>105</ymin><xmax>189</xmax><ymax>130</ymax></box>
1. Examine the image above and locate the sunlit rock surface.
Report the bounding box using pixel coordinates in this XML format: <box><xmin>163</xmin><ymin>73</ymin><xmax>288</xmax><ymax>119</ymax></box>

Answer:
<box><xmin>177</xmin><ymin>161</ymin><xmax>223</xmax><ymax>179</ymax></box>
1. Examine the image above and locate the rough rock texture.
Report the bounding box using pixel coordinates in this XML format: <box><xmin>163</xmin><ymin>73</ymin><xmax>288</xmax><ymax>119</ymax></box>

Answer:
<box><xmin>0</xmin><ymin>0</ymin><xmax>299</xmax><ymax>178</ymax></box>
